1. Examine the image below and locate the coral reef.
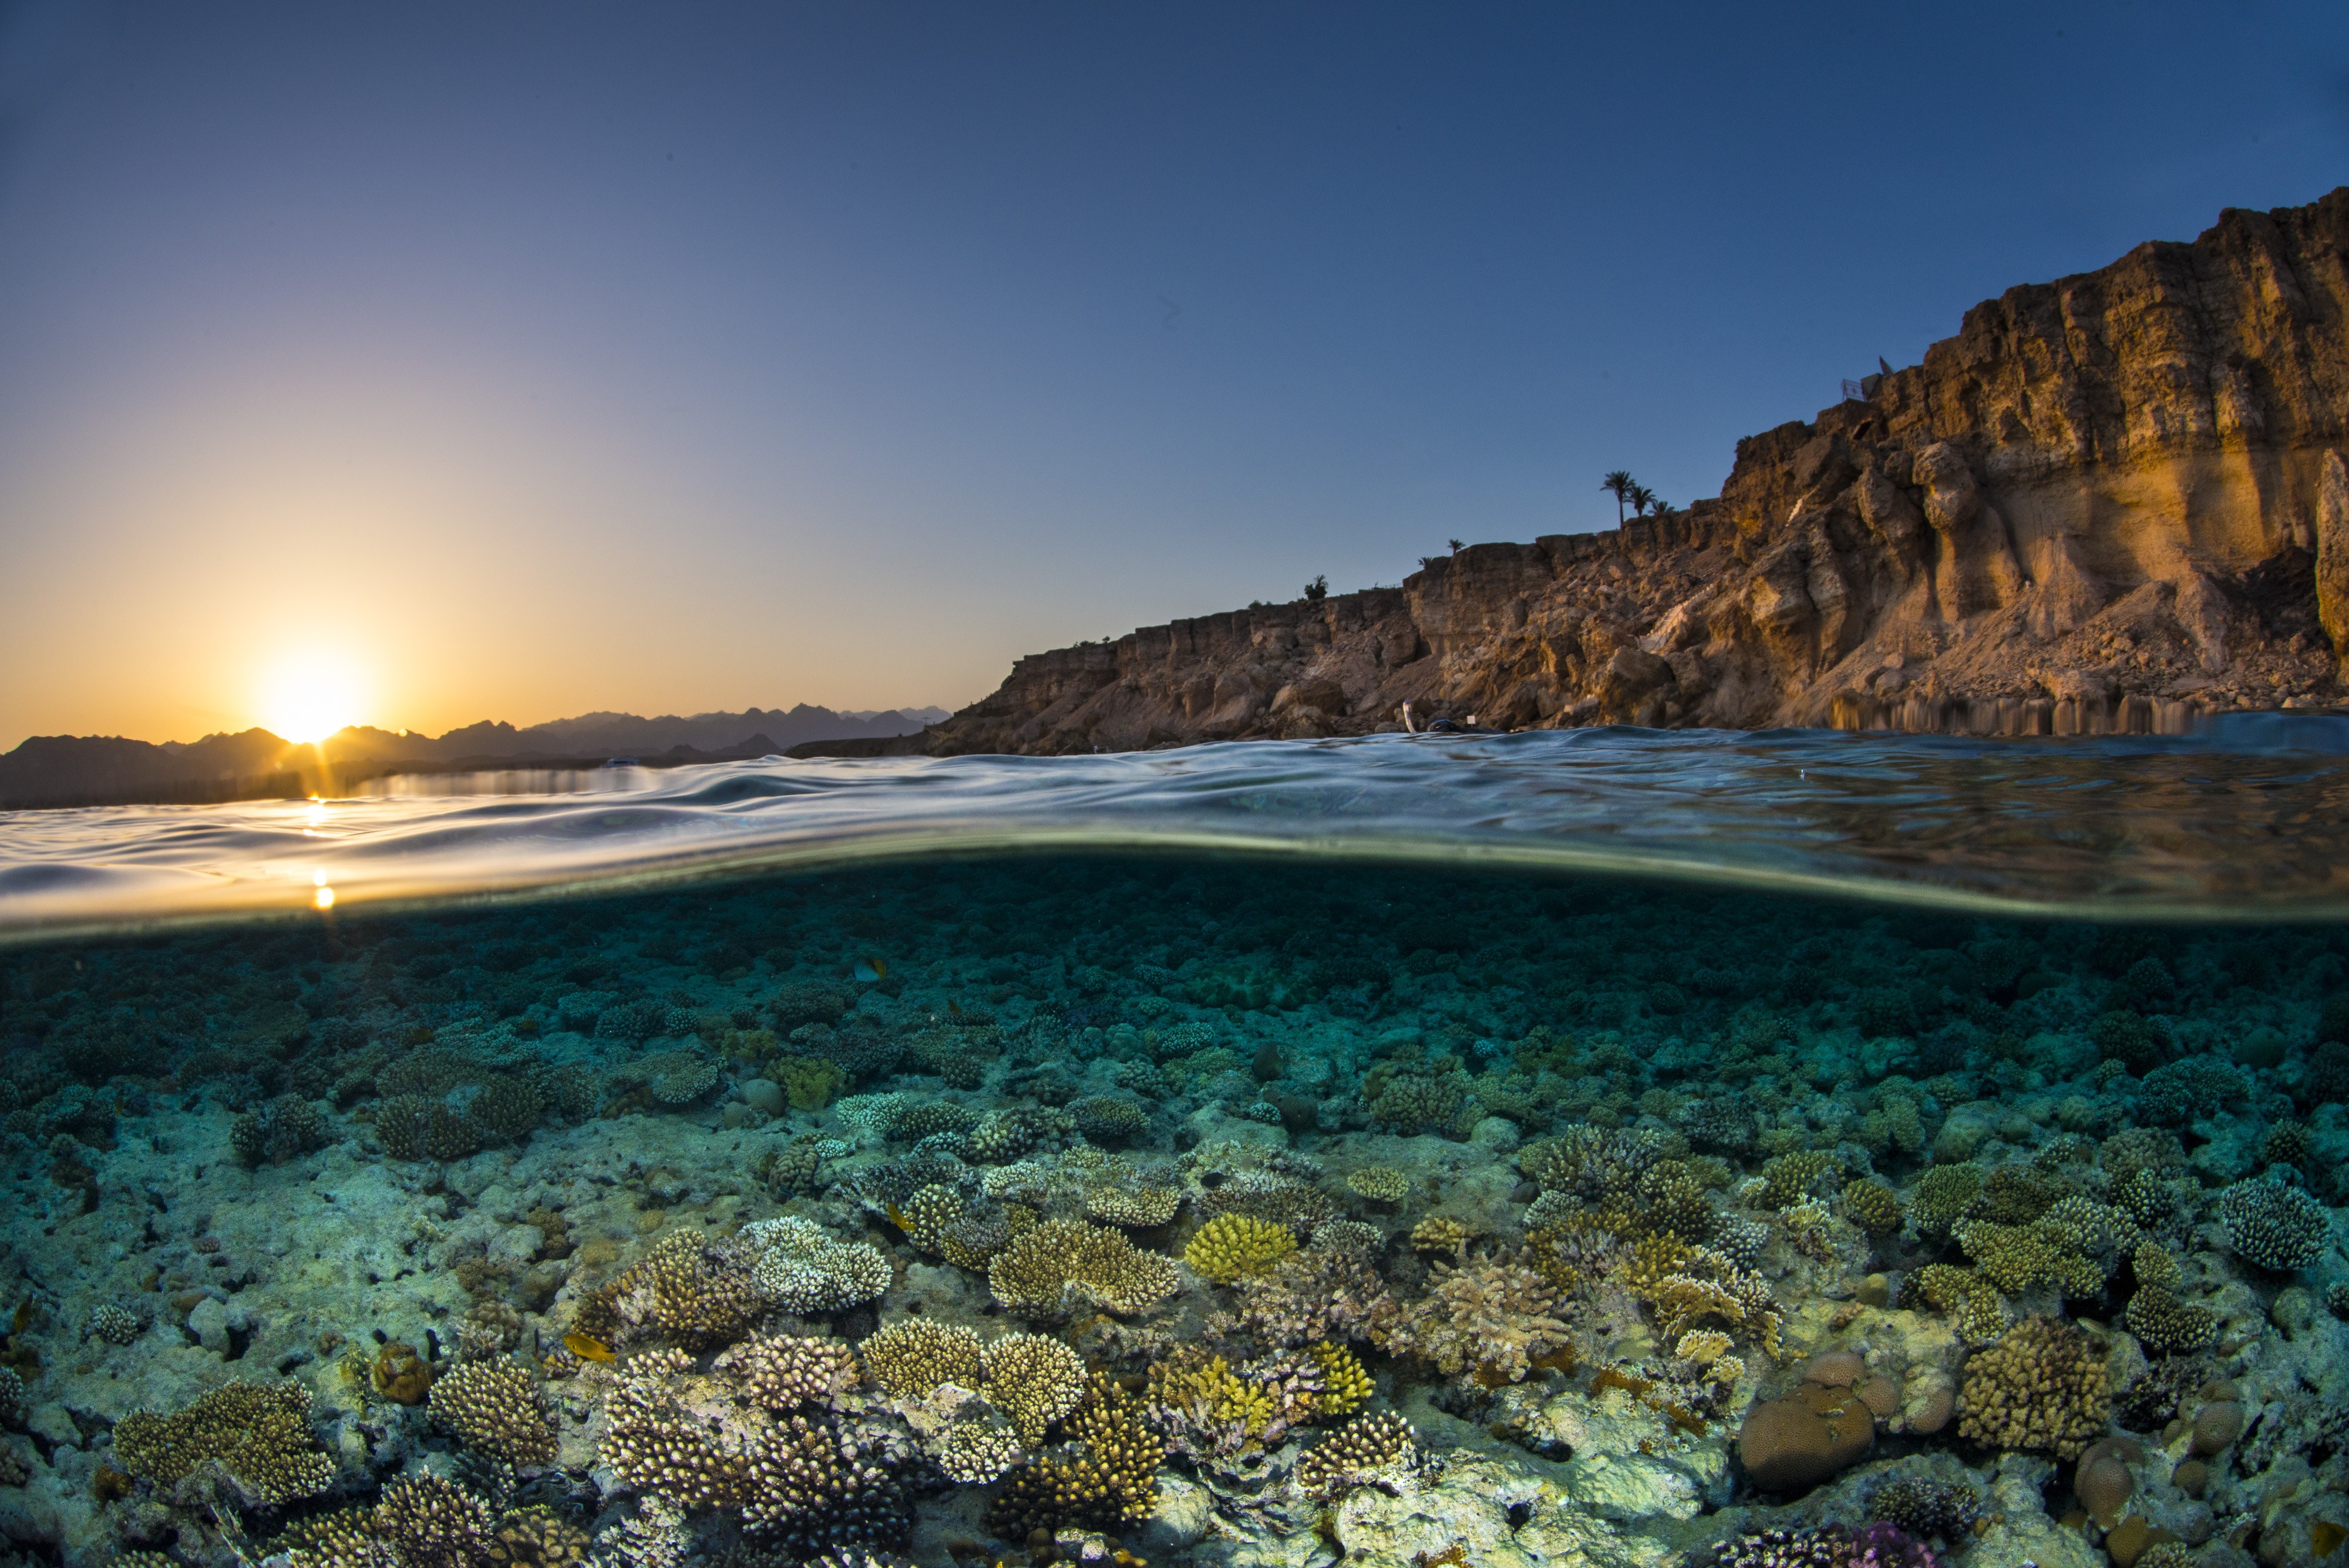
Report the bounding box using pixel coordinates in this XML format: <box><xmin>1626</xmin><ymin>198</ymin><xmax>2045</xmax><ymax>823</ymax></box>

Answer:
<box><xmin>10</xmin><ymin>840</ymin><xmax>2349</xmax><ymax>1568</ymax></box>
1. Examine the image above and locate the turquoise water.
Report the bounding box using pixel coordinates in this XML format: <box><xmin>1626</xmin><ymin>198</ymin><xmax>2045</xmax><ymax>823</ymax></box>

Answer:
<box><xmin>1</xmin><ymin>725</ymin><xmax>2345</xmax><ymax>1568</ymax></box>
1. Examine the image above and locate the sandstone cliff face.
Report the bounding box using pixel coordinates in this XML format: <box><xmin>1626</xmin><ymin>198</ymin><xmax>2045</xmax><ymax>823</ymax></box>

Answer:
<box><xmin>922</xmin><ymin>190</ymin><xmax>2349</xmax><ymax>756</ymax></box>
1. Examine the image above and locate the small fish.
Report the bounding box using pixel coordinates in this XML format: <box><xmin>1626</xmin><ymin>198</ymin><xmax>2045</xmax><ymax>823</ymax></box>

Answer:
<box><xmin>883</xmin><ymin>1202</ymin><xmax>913</xmax><ymax>1231</ymax></box>
<box><xmin>563</xmin><ymin>1331</ymin><xmax>615</xmax><ymax>1362</ymax></box>
<box><xmin>854</xmin><ymin>957</ymin><xmax>888</xmax><ymax>983</ymax></box>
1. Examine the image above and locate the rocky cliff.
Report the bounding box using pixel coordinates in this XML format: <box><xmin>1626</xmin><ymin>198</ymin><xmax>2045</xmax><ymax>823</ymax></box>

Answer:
<box><xmin>916</xmin><ymin>189</ymin><xmax>2349</xmax><ymax>755</ymax></box>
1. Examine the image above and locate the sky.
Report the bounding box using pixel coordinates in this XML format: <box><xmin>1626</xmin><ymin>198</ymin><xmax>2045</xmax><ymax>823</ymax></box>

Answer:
<box><xmin>2</xmin><ymin>2</ymin><xmax>2345</xmax><ymax>748</ymax></box>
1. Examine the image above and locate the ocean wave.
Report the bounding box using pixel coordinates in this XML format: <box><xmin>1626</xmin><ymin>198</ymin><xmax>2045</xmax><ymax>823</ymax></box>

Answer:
<box><xmin>6</xmin><ymin>715</ymin><xmax>2349</xmax><ymax>937</ymax></box>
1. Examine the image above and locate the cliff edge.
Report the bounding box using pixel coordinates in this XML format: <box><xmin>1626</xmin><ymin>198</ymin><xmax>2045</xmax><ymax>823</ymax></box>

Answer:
<box><xmin>915</xmin><ymin>189</ymin><xmax>2349</xmax><ymax>754</ymax></box>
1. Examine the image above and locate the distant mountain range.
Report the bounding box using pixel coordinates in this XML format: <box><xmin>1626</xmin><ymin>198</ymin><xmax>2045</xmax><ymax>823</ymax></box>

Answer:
<box><xmin>0</xmin><ymin>704</ymin><xmax>951</xmax><ymax>810</ymax></box>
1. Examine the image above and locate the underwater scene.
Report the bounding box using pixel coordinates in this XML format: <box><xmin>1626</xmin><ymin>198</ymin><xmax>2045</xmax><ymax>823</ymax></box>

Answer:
<box><xmin>1</xmin><ymin>732</ymin><xmax>2347</xmax><ymax>1568</ymax></box>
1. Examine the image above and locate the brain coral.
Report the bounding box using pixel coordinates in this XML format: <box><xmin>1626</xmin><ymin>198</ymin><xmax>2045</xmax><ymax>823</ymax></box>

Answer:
<box><xmin>114</xmin><ymin>1381</ymin><xmax>336</xmax><ymax>1503</ymax></box>
<box><xmin>1184</xmin><ymin>1213</ymin><xmax>1300</xmax><ymax>1283</ymax></box>
<box><xmin>1957</xmin><ymin>1314</ymin><xmax>2109</xmax><ymax>1460</ymax></box>
<box><xmin>858</xmin><ymin>1319</ymin><xmax>984</xmax><ymax>1400</ymax></box>
<box><xmin>736</xmin><ymin>1217</ymin><xmax>893</xmax><ymax>1313</ymax></box>
<box><xmin>2215</xmin><ymin>1178</ymin><xmax>2332</xmax><ymax>1272</ymax></box>
<box><xmin>427</xmin><ymin>1359</ymin><xmax>556</xmax><ymax>1465</ymax></box>
<box><xmin>987</xmin><ymin>1219</ymin><xmax>1180</xmax><ymax>1317</ymax></box>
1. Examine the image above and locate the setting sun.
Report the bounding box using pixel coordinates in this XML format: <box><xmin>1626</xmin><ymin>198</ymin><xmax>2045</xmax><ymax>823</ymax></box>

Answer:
<box><xmin>258</xmin><ymin>655</ymin><xmax>366</xmax><ymax>743</ymax></box>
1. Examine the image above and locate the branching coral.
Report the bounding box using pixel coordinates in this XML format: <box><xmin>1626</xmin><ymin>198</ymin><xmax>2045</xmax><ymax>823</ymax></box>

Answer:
<box><xmin>2124</xmin><ymin>1284</ymin><xmax>2219</xmax><ymax>1355</ymax></box>
<box><xmin>1896</xmin><ymin>1263</ymin><xmax>2007</xmax><ymax>1345</ymax></box>
<box><xmin>1084</xmin><ymin>1183</ymin><xmax>1181</xmax><ymax>1227</ymax></box>
<box><xmin>231</xmin><ymin>1094</ymin><xmax>331</xmax><ymax>1165</ymax></box>
<box><xmin>857</xmin><ymin>1320</ymin><xmax>983</xmax><ymax>1401</ymax></box>
<box><xmin>1957</xmin><ymin>1314</ymin><xmax>2109</xmax><ymax>1460</ymax></box>
<box><xmin>1908</xmin><ymin>1164</ymin><xmax>1984</xmax><ymax>1236</ymax></box>
<box><xmin>1520</xmin><ymin>1125</ymin><xmax>1673</xmax><ymax>1202</ymax></box>
<box><xmin>1951</xmin><ymin>1196</ymin><xmax>2142</xmax><ymax>1300</ymax></box>
<box><xmin>984</xmin><ymin>1374</ymin><xmax>1162</xmax><ymax>1537</ymax></box>
<box><xmin>113</xmin><ymin>1381</ymin><xmax>336</xmax><ymax>1504</ymax></box>
<box><xmin>1295</xmin><ymin>1410</ymin><xmax>1418</xmax><ymax>1499</ymax></box>
<box><xmin>2215</xmin><ymin>1178</ymin><xmax>2332</xmax><ymax>1272</ymax></box>
<box><xmin>1184</xmin><ymin>1213</ymin><xmax>1299</xmax><ymax>1283</ymax></box>
<box><xmin>428</xmin><ymin>1359</ymin><xmax>557</xmax><ymax>1465</ymax></box>
<box><xmin>987</xmin><ymin>1219</ymin><xmax>1180</xmax><ymax>1318</ymax></box>
<box><xmin>1345</xmin><ymin>1166</ymin><xmax>1411</xmax><ymax>1204</ymax></box>
<box><xmin>374</xmin><ymin>1475</ymin><xmax>493</xmax><ymax>1568</ymax></box>
<box><xmin>734</xmin><ymin>1218</ymin><xmax>893</xmax><ymax>1314</ymax></box>
<box><xmin>1377</xmin><ymin>1253</ymin><xmax>1572</xmax><ymax>1386</ymax></box>
<box><xmin>1213</xmin><ymin>1241</ymin><xmax>1401</xmax><ymax>1350</ymax></box>
<box><xmin>1842</xmin><ymin>1180</ymin><xmax>1902</xmax><ymax>1238</ymax></box>
<box><xmin>1758</xmin><ymin>1150</ymin><xmax>1843</xmax><ymax>1209</ymax></box>
<box><xmin>1635</xmin><ymin>1246</ymin><xmax>1784</xmax><ymax>1360</ymax></box>
<box><xmin>573</xmin><ymin>1230</ymin><xmax>765</xmax><ymax>1350</ymax></box>
<box><xmin>978</xmin><ymin>1333</ymin><xmax>1087</xmax><ymax>1444</ymax></box>
<box><xmin>598</xmin><ymin>1343</ymin><xmax>910</xmax><ymax>1557</ymax></box>
<box><xmin>711</xmin><ymin>1333</ymin><xmax>861</xmax><ymax>1411</ymax></box>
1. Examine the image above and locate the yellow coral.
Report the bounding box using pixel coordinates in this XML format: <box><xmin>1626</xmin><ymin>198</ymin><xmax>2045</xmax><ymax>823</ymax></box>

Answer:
<box><xmin>1182</xmin><ymin>1213</ymin><xmax>1298</xmax><ymax>1284</ymax></box>
<box><xmin>1673</xmin><ymin>1330</ymin><xmax>1734</xmax><ymax>1366</ymax></box>
<box><xmin>1310</xmin><ymin>1342</ymin><xmax>1374</xmax><ymax>1416</ymax></box>
<box><xmin>1617</xmin><ymin>1232</ymin><xmax>1694</xmax><ymax>1290</ymax></box>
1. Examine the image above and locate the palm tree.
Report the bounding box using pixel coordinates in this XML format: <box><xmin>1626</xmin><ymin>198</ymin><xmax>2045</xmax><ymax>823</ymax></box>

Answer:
<box><xmin>1601</xmin><ymin>471</ymin><xmax>1635</xmax><ymax>524</ymax></box>
<box><xmin>1649</xmin><ymin>497</ymin><xmax>1679</xmax><ymax>520</ymax></box>
<box><xmin>1628</xmin><ymin>483</ymin><xmax>1657</xmax><ymax>517</ymax></box>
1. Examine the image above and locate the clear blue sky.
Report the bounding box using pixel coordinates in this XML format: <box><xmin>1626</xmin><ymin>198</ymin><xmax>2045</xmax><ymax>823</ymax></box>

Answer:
<box><xmin>2</xmin><ymin>1</ymin><xmax>2345</xmax><ymax>745</ymax></box>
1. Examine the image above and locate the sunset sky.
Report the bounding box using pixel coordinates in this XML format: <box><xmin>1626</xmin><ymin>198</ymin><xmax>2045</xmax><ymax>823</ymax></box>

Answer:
<box><xmin>3</xmin><ymin>2</ymin><xmax>2345</xmax><ymax>748</ymax></box>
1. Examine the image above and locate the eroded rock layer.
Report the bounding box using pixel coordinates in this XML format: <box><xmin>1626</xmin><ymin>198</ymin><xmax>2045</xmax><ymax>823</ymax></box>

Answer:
<box><xmin>923</xmin><ymin>189</ymin><xmax>2349</xmax><ymax>753</ymax></box>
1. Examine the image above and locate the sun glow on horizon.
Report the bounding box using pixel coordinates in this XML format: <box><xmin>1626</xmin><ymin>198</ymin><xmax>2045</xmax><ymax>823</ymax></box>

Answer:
<box><xmin>258</xmin><ymin>654</ymin><xmax>368</xmax><ymax>743</ymax></box>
